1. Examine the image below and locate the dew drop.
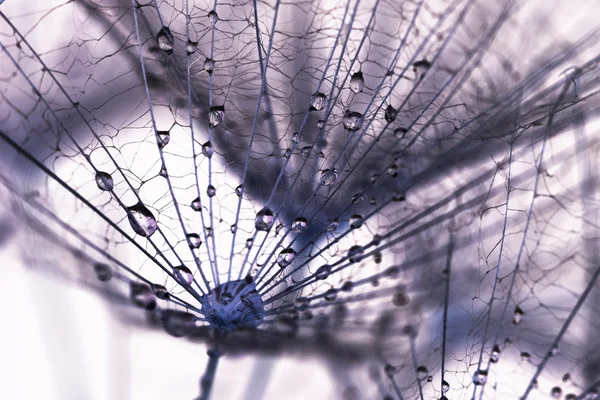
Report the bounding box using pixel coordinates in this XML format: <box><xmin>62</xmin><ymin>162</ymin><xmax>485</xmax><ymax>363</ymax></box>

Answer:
<box><xmin>230</xmin><ymin>224</ymin><xmax>236</xmax><ymax>233</ymax></box>
<box><xmin>186</xmin><ymin>40</ymin><xmax>198</xmax><ymax>55</ymax></box>
<box><xmin>204</xmin><ymin>58</ymin><xmax>214</xmax><ymax>73</ymax></box>
<box><xmin>395</xmin><ymin>127</ymin><xmax>408</xmax><ymax>139</ymax></box>
<box><xmin>208</xmin><ymin>9</ymin><xmax>218</xmax><ymax>24</ymax></box>
<box><xmin>159</xmin><ymin>166</ymin><xmax>168</xmax><ymax>177</ymax></box>
<box><xmin>413</xmin><ymin>59</ymin><xmax>431</xmax><ymax>77</ymax></box>
<box><xmin>174</xmin><ymin>266</ymin><xmax>194</xmax><ymax>287</ymax></box>
<box><xmin>513</xmin><ymin>306</ymin><xmax>525</xmax><ymax>325</ymax></box>
<box><xmin>161</xmin><ymin>309</ymin><xmax>196</xmax><ymax>337</ymax></box>
<box><xmin>317</xmin><ymin>120</ymin><xmax>325</xmax><ymax>129</ymax></box>
<box><xmin>416</xmin><ymin>366</ymin><xmax>429</xmax><ymax>380</ymax></box>
<box><xmin>562</xmin><ymin>373</ymin><xmax>570</xmax><ymax>383</ymax></box>
<box><xmin>384</xmin><ymin>104</ymin><xmax>398</xmax><ymax>123</ymax></box>
<box><xmin>472</xmin><ymin>369</ymin><xmax>488</xmax><ymax>386</ymax></box>
<box><xmin>343</xmin><ymin>111</ymin><xmax>363</xmax><ymax>132</ymax></box>
<box><xmin>349</xmin><ymin>214</ymin><xmax>363</xmax><ymax>229</ymax></box>
<box><xmin>292</xmin><ymin>132</ymin><xmax>302</xmax><ymax>143</ymax></box>
<box><xmin>245</xmin><ymin>238</ymin><xmax>253</xmax><ymax>248</ymax></box>
<box><xmin>235</xmin><ymin>184</ymin><xmax>243</xmax><ymax>197</ymax></box>
<box><xmin>520</xmin><ymin>351</ymin><xmax>530</xmax><ymax>361</ymax></box>
<box><xmin>387</xmin><ymin>163</ymin><xmax>399</xmax><ymax>177</ymax></box>
<box><xmin>324</xmin><ymin>288</ymin><xmax>338</xmax><ymax>301</ymax></box>
<box><xmin>157</xmin><ymin>131</ymin><xmax>170</xmax><ymax>148</ymax></box>
<box><xmin>95</xmin><ymin>171</ymin><xmax>113</xmax><ymax>191</ymax></box>
<box><xmin>207</xmin><ymin>185</ymin><xmax>216</xmax><ymax>198</ymax></box>
<box><xmin>277</xmin><ymin>248</ymin><xmax>296</xmax><ymax>268</ymax></box>
<box><xmin>340</xmin><ymin>281</ymin><xmax>354</xmax><ymax>292</ymax></box>
<box><xmin>384</xmin><ymin>364</ymin><xmax>397</xmax><ymax>377</ymax></box>
<box><xmin>565</xmin><ymin>395</ymin><xmax>577</xmax><ymax>400</ymax></box>
<box><xmin>442</xmin><ymin>380</ymin><xmax>450</xmax><ymax>393</ymax></box>
<box><xmin>347</xmin><ymin>245</ymin><xmax>364</xmax><ymax>263</ymax></box>
<box><xmin>373</xmin><ymin>251</ymin><xmax>382</xmax><ymax>263</ymax></box>
<box><xmin>291</xmin><ymin>217</ymin><xmax>308</xmax><ymax>233</ymax></box>
<box><xmin>320</xmin><ymin>168</ymin><xmax>338</xmax><ymax>186</ymax></box>
<box><xmin>156</xmin><ymin>26</ymin><xmax>174</xmax><ymax>53</ymax></box>
<box><xmin>202</xmin><ymin>141</ymin><xmax>214</xmax><ymax>158</ymax></box>
<box><xmin>130</xmin><ymin>282</ymin><xmax>156</xmax><ymax>310</ymax></box>
<box><xmin>299</xmin><ymin>146</ymin><xmax>312</xmax><ymax>158</ymax></box>
<box><xmin>255</xmin><ymin>207</ymin><xmax>275</xmax><ymax>231</ymax></box>
<box><xmin>392</xmin><ymin>291</ymin><xmax>409</xmax><ymax>307</ymax></box>
<box><xmin>351</xmin><ymin>193</ymin><xmax>363</xmax><ymax>205</ymax></box>
<box><xmin>127</xmin><ymin>203</ymin><xmax>158</xmax><ymax>237</ymax></box>
<box><xmin>490</xmin><ymin>344</ymin><xmax>501</xmax><ymax>363</ymax></box>
<box><xmin>349</xmin><ymin>71</ymin><xmax>364</xmax><ymax>93</ymax></box>
<box><xmin>187</xmin><ymin>233</ymin><xmax>202</xmax><ymax>248</ymax></box>
<box><xmin>326</xmin><ymin>218</ymin><xmax>339</xmax><ymax>231</ymax></box>
<box><xmin>309</xmin><ymin>92</ymin><xmax>327</xmax><ymax>111</ymax></box>
<box><xmin>314</xmin><ymin>264</ymin><xmax>332</xmax><ymax>280</ymax></box>
<box><xmin>152</xmin><ymin>283</ymin><xmax>169</xmax><ymax>299</ymax></box>
<box><xmin>551</xmin><ymin>387</ymin><xmax>562</xmax><ymax>398</ymax></box>
<box><xmin>93</xmin><ymin>262</ymin><xmax>113</xmax><ymax>282</ymax></box>
<box><xmin>191</xmin><ymin>197</ymin><xmax>201</xmax><ymax>211</ymax></box>
<box><xmin>209</xmin><ymin>105</ymin><xmax>225</xmax><ymax>128</ymax></box>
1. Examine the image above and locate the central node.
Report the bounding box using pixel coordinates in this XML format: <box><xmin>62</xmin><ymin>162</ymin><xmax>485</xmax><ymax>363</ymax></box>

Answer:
<box><xmin>200</xmin><ymin>279</ymin><xmax>265</xmax><ymax>332</ymax></box>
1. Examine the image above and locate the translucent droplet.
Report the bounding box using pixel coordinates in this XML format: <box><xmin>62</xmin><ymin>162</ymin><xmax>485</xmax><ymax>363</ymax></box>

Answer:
<box><xmin>384</xmin><ymin>104</ymin><xmax>397</xmax><ymax>123</ymax></box>
<box><xmin>413</xmin><ymin>59</ymin><xmax>431</xmax><ymax>77</ymax></box>
<box><xmin>230</xmin><ymin>224</ymin><xmax>236</xmax><ymax>233</ymax></box>
<box><xmin>300</xmin><ymin>145</ymin><xmax>312</xmax><ymax>157</ymax></box>
<box><xmin>387</xmin><ymin>163</ymin><xmax>399</xmax><ymax>177</ymax></box>
<box><xmin>324</xmin><ymin>288</ymin><xmax>338</xmax><ymax>301</ymax></box>
<box><xmin>204</xmin><ymin>58</ymin><xmax>214</xmax><ymax>73</ymax></box>
<box><xmin>277</xmin><ymin>248</ymin><xmax>296</xmax><ymax>268</ymax></box>
<box><xmin>93</xmin><ymin>262</ymin><xmax>113</xmax><ymax>282</ymax></box>
<box><xmin>202</xmin><ymin>141</ymin><xmax>214</xmax><ymax>158</ymax></box>
<box><xmin>208</xmin><ymin>9</ymin><xmax>218</xmax><ymax>24</ymax></box>
<box><xmin>370</xmin><ymin>174</ymin><xmax>380</xmax><ymax>184</ymax></box>
<box><xmin>549</xmin><ymin>344</ymin><xmax>558</xmax><ymax>356</ymax></box>
<box><xmin>186</xmin><ymin>40</ymin><xmax>198</xmax><ymax>55</ymax></box>
<box><xmin>291</xmin><ymin>217</ymin><xmax>308</xmax><ymax>233</ymax></box>
<box><xmin>127</xmin><ymin>203</ymin><xmax>158</xmax><ymax>237</ymax></box>
<box><xmin>159</xmin><ymin>166</ymin><xmax>168</xmax><ymax>177</ymax></box>
<box><xmin>207</xmin><ymin>185</ymin><xmax>216</xmax><ymax>197</ymax></box>
<box><xmin>472</xmin><ymin>369</ymin><xmax>487</xmax><ymax>386</ymax></box>
<box><xmin>442</xmin><ymin>380</ymin><xmax>450</xmax><ymax>393</ymax></box>
<box><xmin>157</xmin><ymin>131</ymin><xmax>170</xmax><ymax>148</ymax></box>
<box><xmin>152</xmin><ymin>283</ymin><xmax>170</xmax><ymax>299</ymax></box>
<box><xmin>347</xmin><ymin>245</ymin><xmax>364</xmax><ymax>262</ymax></box>
<box><xmin>416</xmin><ymin>366</ymin><xmax>429</xmax><ymax>380</ymax></box>
<box><xmin>284</xmin><ymin>148</ymin><xmax>292</xmax><ymax>158</ymax></box>
<box><xmin>245</xmin><ymin>238</ymin><xmax>253</xmax><ymax>248</ymax></box>
<box><xmin>309</xmin><ymin>92</ymin><xmax>327</xmax><ymax>111</ymax></box>
<box><xmin>551</xmin><ymin>387</ymin><xmax>562</xmax><ymax>398</ymax></box>
<box><xmin>255</xmin><ymin>207</ymin><xmax>275</xmax><ymax>231</ymax></box>
<box><xmin>349</xmin><ymin>214</ymin><xmax>363</xmax><ymax>229</ymax></box>
<box><xmin>351</xmin><ymin>193</ymin><xmax>363</xmax><ymax>205</ymax></box>
<box><xmin>562</xmin><ymin>373</ymin><xmax>571</xmax><ymax>383</ymax></box>
<box><xmin>341</xmin><ymin>281</ymin><xmax>354</xmax><ymax>292</ymax></box>
<box><xmin>314</xmin><ymin>264</ymin><xmax>331</xmax><ymax>280</ymax></box>
<box><xmin>318</xmin><ymin>151</ymin><xmax>325</xmax><ymax>158</ymax></box>
<box><xmin>161</xmin><ymin>309</ymin><xmax>196</xmax><ymax>337</ymax></box>
<box><xmin>343</xmin><ymin>111</ymin><xmax>363</xmax><ymax>132</ymax></box>
<box><xmin>292</xmin><ymin>132</ymin><xmax>302</xmax><ymax>143</ymax></box>
<box><xmin>187</xmin><ymin>233</ymin><xmax>202</xmax><ymax>248</ymax></box>
<box><xmin>174</xmin><ymin>266</ymin><xmax>194</xmax><ymax>287</ymax></box>
<box><xmin>427</xmin><ymin>376</ymin><xmax>433</xmax><ymax>382</ymax></box>
<box><xmin>205</xmin><ymin>226</ymin><xmax>213</xmax><ymax>237</ymax></box>
<box><xmin>384</xmin><ymin>364</ymin><xmax>397</xmax><ymax>377</ymax></box>
<box><xmin>373</xmin><ymin>251</ymin><xmax>382</xmax><ymax>263</ymax></box>
<box><xmin>209</xmin><ymin>105</ymin><xmax>225</xmax><ymax>128</ymax></box>
<box><xmin>95</xmin><ymin>171</ymin><xmax>113</xmax><ymax>191</ymax></box>
<box><xmin>326</xmin><ymin>218</ymin><xmax>339</xmax><ymax>231</ymax></box>
<box><xmin>320</xmin><ymin>168</ymin><xmax>338</xmax><ymax>186</ymax></box>
<box><xmin>520</xmin><ymin>351</ymin><xmax>530</xmax><ymax>361</ymax></box>
<box><xmin>235</xmin><ymin>184</ymin><xmax>243</xmax><ymax>197</ymax></box>
<box><xmin>565</xmin><ymin>394</ymin><xmax>577</xmax><ymax>400</ymax></box>
<box><xmin>349</xmin><ymin>71</ymin><xmax>364</xmax><ymax>93</ymax></box>
<box><xmin>317</xmin><ymin>120</ymin><xmax>324</xmax><ymax>129</ymax></box>
<box><xmin>490</xmin><ymin>344</ymin><xmax>501</xmax><ymax>363</ymax></box>
<box><xmin>392</xmin><ymin>291</ymin><xmax>409</xmax><ymax>307</ymax></box>
<box><xmin>191</xmin><ymin>197</ymin><xmax>201</xmax><ymax>211</ymax></box>
<box><xmin>395</xmin><ymin>127</ymin><xmax>408</xmax><ymax>139</ymax></box>
<box><xmin>130</xmin><ymin>282</ymin><xmax>156</xmax><ymax>310</ymax></box>
<box><xmin>513</xmin><ymin>306</ymin><xmax>525</xmax><ymax>325</ymax></box>
<box><xmin>157</xmin><ymin>26</ymin><xmax>174</xmax><ymax>53</ymax></box>
<box><xmin>372</xmin><ymin>234</ymin><xmax>382</xmax><ymax>246</ymax></box>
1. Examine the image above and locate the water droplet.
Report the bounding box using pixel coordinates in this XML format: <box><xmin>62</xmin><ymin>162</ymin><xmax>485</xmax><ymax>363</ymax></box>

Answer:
<box><xmin>317</xmin><ymin>120</ymin><xmax>324</xmax><ymax>129</ymax></box>
<box><xmin>159</xmin><ymin>166</ymin><xmax>168</xmax><ymax>177</ymax></box>
<box><xmin>427</xmin><ymin>376</ymin><xmax>433</xmax><ymax>382</ymax></box>
<box><xmin>347</xmin><ymin>245</ymin><xmax>364</xmax><ymax>262</ymax></box>
<box><xmin>93</xmin><ymin>262</ymin><xmax>113</xmax><ymax>282</ymax></box>
<box><xmin>291</xmin><ymin>217</ymin><xmax>308</xmax><ymax>233</ymax></box>
<box><xmin>245</xmin><ymin>238</ymin><xmax>253</xmax><ymax>248</ymax></box>
<box><xmin>309</xmin><ymin>92</ymin><xmax>327</xmax><ymax>111</ymax></box>
<box><xmin>385</xmin><ymin>265</ymin><xmax>400</xmax><ymax>278</ymax></box>
<box><xmin>395</xmin><ymin>128</ymin><xmax>408</xmax><ymax>139</ymax></box>
<box><xmin>513</xmin><ymin>306</ymin><xmax>525</xmax><ymax>325</ymax></box>
<box><xmin>95</xmin><ymin>171</ymin><xmax>113</xmax><ymax>191</ymax></box>
<box><xmin>339</xmin><ymin>281</ymin><xmax>353</xmax><ymax>292</ymax></box>
<box><xmin>416</xmin><ymin>366</ymin><xmax>429</xmax><ymax>380</ymax></box>
<box><xmin>314</xmin><ymin>264</ymin><xmax>332</xmax><ymax>280</ymax></box>
<box><xmin>230</xmin><ymin>224</ymin><xmax>236</xmax><ymax>233</ymax></box>
<box><xmin>204</xmin><ymin>58</ymin><xmax>214</xmax><ymax>73</ymax></box>
<box><xmin>277</xmin><ymin>248</ymin><xmax>296</xmax><ymax>268</ymax></box>
<box><xmin>372</xmin><ymin>234</ymin><xmax>382</xmax><ymax>246</ymax></box>
<box><xmin>191</xmin><ymin>197</ymin><xmax>201</xmax><ymax>211</ymax></box>
<box><xmin>187</xmin><ymin>233</ymin><xmax>202</xmax><ymax>248</ymax></box>
<box><xmin>208</xmin><ymin>9</ymin><xmax>218</xmax><ymax>24</ymax></box>
<box><xmin>384</xmin><ymin>364</ymin><xmax>397</xmax><ymax>377</ymax></box>
<box><xmin>565</xmin><ymin>395</ymin><xmax>577</xmax><ymax>400</ymax></box>
<box><xmin>127</xmin><ymin>203</ymin><xmax>158</xmax><ymax>237</ymax></box>
<box><xmin>413</xmin><ymin>59</ymin><xmax>431</xmax><ymax>77</ymax></box>
<box><xmin>202</xmin><ymin>141</ymin><xmax>214</xmax><ymax>158</ymax></box>
<box><xmin>207</xmin><ymin>185</ymin><xmax>216</xmax><ymax>197</ymax></box>
<box><xmin>130</xmin><ymin>282</ymin><xmax>156</xmax><ymax>310</ymax></box>
<box><xmin>349</xmin><ymin>214</ymin><xmax>363</xmax><ymax>229</ymax></box>
<box><xmin>393</xmin><ymin>192</ymin><xmax>406</xmax><ymax>202</ymax></box>
<box><xmin>255</xmin><ymin>207</ymin><xmax>275</xmax><ymax>231</ymax></box>
<box><xmin>235</xmin><ymin>184</ymin><xmax>243</xmax><ymax>197</ymax></box>
<box><xmin>384</xmin><ymin>104</ymin><xmax>397</xmax><ymax>123</ymax></box>
<box><xmin>490</xmin><ymin>344</ymin><xmax>501</xmax><ymax>363</ymax></box>
<box><xmin>387</xmin><ymin>163</ymin><xmax>399</xmax><ymax>177</ymax></box>
<box><xmin>472</xmin><ymin>369</ymin><xmax>488</xmax><ymax>386</ymax></box>
<box><xmin>157</xmin><ymin>26</ymin><xmax>174</xmax><ymax>53</ymax></box>
<box><xmin>351</xmin><ymin>193</ymin><xmax>363</xmax><ymax>205</ymax></box>
<box><xmin>205</xmin><ymin>226</ymin><xmax>213</xmax><ymax>237</ymax></box>
<box><xmin>392</xmin><ymin>291</ymin><xmax>409</xmax><ymax>306</ymax></box>
<box><xmin>300</xmin><ymin>145</ymin><xmax>312</xmax><ymax>158</ymax></box>
<box><xmin>283</xmin><ymin>148</ymin><xmax>292</xmax><ymax>158</ymax></box>
<box><xmin>292</xmin><ymin>132</ymin><xmax>302</xmax><ymax>143</ymax></box>
<box><xmin>562</xmin><ymin>373</ymin><xmax>571</xmax><ymax>383</ymax></box>
<box><xmin>442</xmin><ymin>380</ymin><xmax>450</xmax><ymax>393</ymax></box>
<box><xmin>373</xmin><ymin>251</ymin><xmax>382</xmax><ymax>263</ymax></box>
<box><xmin>157</xmin><ymin>131</ymin><xmax>170</xmax><ymax>148</ymax></box>
<box><xmin>551</xmin><ymin>387</ymin><xmax>562</xmax><ymax>398</ymax></box>
<box><xmin>549</xmin><ymin>344</ymin><xmax>558</xmax><ymax>356</ymax></box>
<box><xmin>209</xmin><ymin>105</ymin><xmax>225</xmax><ymax>128</ymax></box>
<box><xmin>520</xmin><ymin>351</ymin><xmax>530</xmax><ymax>361</ymax></box>
<box><xmin>186</xmin><ymin>40</ymin><xmax>198</xmax><ymax>55</ymax></box>
<box><xmin>152</xmin><ymin>283</ymin><xmax>169</xmax><ymax>299</ymax></box>
<box><xmin>174</xmin><ymin>266</ymin><xmax>194</xmax><ymax>287</ymax></box>
<box><xmin>325</xmin><ymin>218</ymin><xmax>339</xmax><ymax>231</ymax></box>
<box><xmin>318</xmin><ymin>151</ymin><xmax>325</xmax><ymax>158</ymax></box>
<box><xmin>343</xmin><ymin>111</ymin><xmax>363</xmax><ymax>131</ymax></box>
<box><xmin>324</xmin><ymin>288</ymin><xmax>338</xmax><ymax>301</ymax></box>
<box><xmin>320</xmin><ymin>168</ymin><xmax>338</xmax><ymax>186</ymax></box>
<box><xmin>161</xmin><ymin>309</ymin><xmax>196</xmax><ymax>337</ymax></box>
<box><xmin>349</xmin><ymin>71</ymin><xmax>364</xmax><ymax>93</ymax></box>
<box><xmin>370</xmin><ymin>174</ymin><xmax>380</xmax><ymax>184</ymax></box>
